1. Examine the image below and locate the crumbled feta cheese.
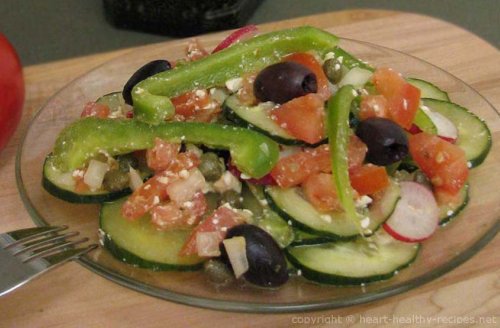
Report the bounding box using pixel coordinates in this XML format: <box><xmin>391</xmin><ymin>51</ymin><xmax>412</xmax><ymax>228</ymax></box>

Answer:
<box><xmin>179</xmin><ymin>169</ymin><xmax>189</xmax><ymax>179</ymax></box>
<box><xmin>213</xmin><ymin>171</ymin><xmax>242</xmax><ymax>193</ymax></box>
<box><xmin>320</xmin><ymin>214</ymin><xmax>332</xmax><ymax>223</ymax></box>
<box><xmin>360</xmin><ymin>216</ymin><xmax>371</xmax><ymax>229</ymax></box>
<box><xmin>225</xmin><ymin>77</ymin><xmax>244</xmax><ymax>92</ymax></box>
<box><xmin>323</xmin><ymin>52</ymin><xmax>336</xmax><ymax>61</ymax></box>
<box><xmin>356</xmin><ymin>195</ymin><xmax>373</xmax><ymax>208</ymax></box>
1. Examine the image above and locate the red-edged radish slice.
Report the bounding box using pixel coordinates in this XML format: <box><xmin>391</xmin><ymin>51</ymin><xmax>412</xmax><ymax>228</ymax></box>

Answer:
<box><xmin>383</xmin><ymin>181</ymin><xmax>439</xmax><ymax>242</ymax></box>
<box><xmin>420</xmin><ymin>106</ymin><xmax>458</xmax><ymax>143</ymax></box>
<box><xmin>212</xmin><ymin>25</ymin><xmax>258</xmax><ymax>53</ymax></box>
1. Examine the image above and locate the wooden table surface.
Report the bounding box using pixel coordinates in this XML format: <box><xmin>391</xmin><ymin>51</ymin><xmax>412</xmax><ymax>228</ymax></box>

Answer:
<box><xmin>0</xmin><ymin>10</ymin><xmax>498</xmax><ymax>327</ymax></box>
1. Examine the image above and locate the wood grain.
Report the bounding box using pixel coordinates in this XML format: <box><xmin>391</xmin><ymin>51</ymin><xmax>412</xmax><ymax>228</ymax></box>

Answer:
<box><xmin>0</xmin><ymin>9</ymin><xmax>498</xmax><ymax>327</ymax></box>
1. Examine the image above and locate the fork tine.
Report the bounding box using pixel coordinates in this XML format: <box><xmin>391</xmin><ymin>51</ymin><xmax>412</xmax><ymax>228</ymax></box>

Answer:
<box><xmin>42</xmin><ymin>244</ymin><xmax>98</xmax><ymax>266</ymax></box>
<box><xmin>3</xmin><ymin>226</ymin><xmax>68</xmax><ymax>249</ymax></box>
<box><xmin>22</xmin><ymin>237</ymin><xmax>89</xmax><ymax>263</ymax></box>
<box><xmin>12</xmin><ymin>231</ymin><xmax>80</xmax><ymax>256</ymax></box>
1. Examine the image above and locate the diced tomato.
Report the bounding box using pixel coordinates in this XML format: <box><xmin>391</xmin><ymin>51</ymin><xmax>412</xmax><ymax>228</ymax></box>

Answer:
<box><xmin>172</xmin><ymin>89</ymin><xmax>220</xmax><ymax>122</ymax></box>
<box><xmin>179</xmin><ymin>206</ymin><xmax>246</xmax><ymax>256</ymax></box>
<box><xmin>237</xmin><ymin>73</ymin><xmax>257</xmax><ymax>106</ymax></box>
<box><xmin>272</xmin><ymin>93</ymin><xmax>325</xmax><ymax>144</ymax></box>
<box><xmin>347</xmin><ymin>135</ymin><xmax>368</xmax><ymax>169</ymax></box>
<box><xmin>121</xmin><ymin>175</ymin><xmax>170</xmax><ymax>220</ymax></box>
<box><xmin>80</xmin><ymin>102</ymin><xmax>110</xmax><ymax>118</ymax></box>
<box><xmin>409</xmin><ymin>133</ymin><xmax>468</xmax><ymax>194</ymax></box>
<box><xmin>270</xmin><ymin>151</ymin><xmax>317</xmax><ymax>188</ymax></box>
<box><xmin>303</xmin><ymin>173</ymin><xmax>342</xmax><ymax>212</ymax></box>
<box><xmin>73</xmin><ymin>172</ymin><xmax>89</xmax><ymax>193</ymax></box>
<box><xmin>146</xmin><ymin>138</ymin><xmax>181</xmax><ymax>172</ymax></box>
<box><xmin>284</xmin><ymin>52</ymin><xmax>331</xmax><ymax>100</ymax></box>
<box><xmin>434</xmin><ymin>188</ymin><xmax>462</xmax><ymax>206</ymax></box>
<box><xmin>349</xmin><ymin>164</ymin><xmax>389</xmax><ymax>195</ymax></box>
<box><xmin>185</xmin><ymin>38</ymin><xmax>208</xmax><ymax>61</ymax></box>
<box><xmin>271</xmin><ymin>135</ymin><xmax>366</xmax><ymax>188</ymax></box>
<box><xmin>150</xmin><ymin>192</ymin><xmax>207</xmax><ymax>230</ymax></box>
<box><xmin>371</xmin><ymin>67</ymin><xmax>420</xmax><ymax>129</ymax></box>
<box><xmin>166</xmin><ymin>169</ymin><xmax>206</xmax><ymax>205</ymax></box>
<box><xmin>304</xmin><ymin>144</ymin><xmax>331</xmax><ymax>173</ymax></box>
<box><xmin>359</xmin><ymin>95</ymin><xmax>389</xmax><ymax>121</ymax></box>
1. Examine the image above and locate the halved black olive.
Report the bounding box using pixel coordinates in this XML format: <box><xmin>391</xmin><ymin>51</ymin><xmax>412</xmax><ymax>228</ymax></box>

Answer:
<box><xmin>122</xmin><ymin>59</ymin><xmax>171</xmax><ymax>105</ymax></box>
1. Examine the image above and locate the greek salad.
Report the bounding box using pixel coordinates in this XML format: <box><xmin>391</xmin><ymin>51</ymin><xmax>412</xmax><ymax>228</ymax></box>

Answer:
<box><xmin>43</xmin><ymin>26</ymin><xmax>491</xmax><ymax>287</ymax></box>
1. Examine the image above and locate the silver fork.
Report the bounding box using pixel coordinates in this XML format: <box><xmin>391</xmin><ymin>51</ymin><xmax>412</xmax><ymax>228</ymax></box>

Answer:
<box><xmin>0</xmin><ymin>226</ymin><xmax>97</xmax><ymax>296</ymax></box>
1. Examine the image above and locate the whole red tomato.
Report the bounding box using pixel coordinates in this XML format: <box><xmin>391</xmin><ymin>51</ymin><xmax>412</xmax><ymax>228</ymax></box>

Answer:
<box><xmin>0</xmin><ymin>33</ymin><xmax>24</xmax><ymax>152</ymax></box>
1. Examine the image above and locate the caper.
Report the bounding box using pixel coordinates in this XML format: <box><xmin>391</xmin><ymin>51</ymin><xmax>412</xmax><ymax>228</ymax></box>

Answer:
<box><xmin>220</xmin><ymin>190</ymin><xmax>243</xmax><ymax>208</ymax></box>
<box><xmin>198</xmin><ymin>152</ymin><xmax>225</xmax><ymax>182</ymax></box>
<box><xmin>103</xmin><ymin>169</ymin><xmax>130</xmax><ymax>192</ymax></box>
<box><xmin>116</xmin><ymin>154</ymin><xmax>139</xmax><ymax>172</ymax></box>
<box><xmin>203</xmin><ymin>259</ymin><xmax>234</xmax><ymax>286</ymax></box>
<box><xmin>205</xmin><ymin>192</ymin><xmax>222</xmax><ymax>213</ymax></box>
<box><xmin>322</xmin><ymin>58</ymin><xmax>343</xmax><ymax>84</ymax></box>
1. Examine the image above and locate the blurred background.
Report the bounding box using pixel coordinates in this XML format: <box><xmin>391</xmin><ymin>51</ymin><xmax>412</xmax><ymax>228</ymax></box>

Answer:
<box><xmin>1</xmin><ymin>0</ymin><xmax>498</xmax><ymax>66</ymax></box>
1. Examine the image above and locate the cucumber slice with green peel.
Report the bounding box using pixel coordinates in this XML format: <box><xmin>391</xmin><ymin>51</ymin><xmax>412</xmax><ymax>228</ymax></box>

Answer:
<box><xmin>438</xmin><ymin>184</ymin><xmax>469</xmax><ymax>226</ymax></box>
<box><xmin>407</xmin><ymin>78</ymin><xmax>450</xmax><ymax>101</ymax></box>
<box><xmin>42</xmin><ymin>156</ymin><xmax>131</xmax><ymax>203</ymax></box>
<box><xmin>286</xmin><ymin>231</ymin><xmax>420</xmax><ymax>285</ymax></box>
<box><xmin>422</xmin><ymin>99</ymin><xmax>491</xmax><ymax>167</ymax></box>
<box><xmin>265</xmin><ymin>179</ymin><xmax>400</xmax><ymax>239</ymax></box>
<box><xmin>223</xmin><ymin>95</ymin><xmax>307</xmax><ymax>146</ymax></box>
<box><xmin>242</xmin><ymin>183</ymin><xmax>294</xmax><ymax>248</ymax></box>
<box><xmin>96</xmin><ymin>92</ymin><xmax>131</xmax><ymax>118</ymax></box>
<box><xmin>100</xmin><ymin>198</ymin><xmax>204</xmax><ymax>271</ymax></box>
<box><xmin>291</xmin><ymin>229</ymin><xmax>339</xmax><ymax>246</ymax></box>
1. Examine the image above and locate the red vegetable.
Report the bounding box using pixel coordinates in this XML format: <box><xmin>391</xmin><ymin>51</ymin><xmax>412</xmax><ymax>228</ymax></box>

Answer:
<box><xmin>212</xmin><ymin>25</ymin><xmax>258</xmax><ymax>53</ymax></box>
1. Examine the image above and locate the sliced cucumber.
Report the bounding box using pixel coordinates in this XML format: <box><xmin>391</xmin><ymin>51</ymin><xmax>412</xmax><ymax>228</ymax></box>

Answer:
<box><xmin>291</xmin><ymin>229</ymin><xmax>338</xmax><ymax>246</ymax></box>
<box><xmin>265</xmin><ymin>179</ymin><xmax>400</xmax><ymax>239</ymax></box>
<box><xmin>242</xmin><ymin>183</ymin><xmax>294</xmax><ymax>248</ymax></box>
<box><xmin>286</xmin><ymin>230</ymin><xmax>420</xmax><ymax>285</ymax></box>
<box><xmin>422</xmin><ymin>99</ymin><xmax>491</xmax><ymax>167</ymax></box>
<box><xmin>438</xmin><ymin>184</ymin><xmax>469</xmax><ymax>226</ymax></box>
<box><xmin>407</xmin><ymin>78</ymin><xmax>450</xmax><ymax>101</ymax></box>
<box><xmin>100</xmin><ymin>198</ymin><xmax>204</xmax><ymax>271</ymax></box>
<box><xmin>223</xmin><ymin>95</ymin><xmax>306</xmax><ymax>145</ymax></box>
<box><xmin>96</xmin><ymin>92</ymin><xmax>130</xmax><ymax>113</ymax></box>
<box><xmin>42</xmin><ymin>156</ymin><xmax>130</xmax><ymax>203</ymax></box>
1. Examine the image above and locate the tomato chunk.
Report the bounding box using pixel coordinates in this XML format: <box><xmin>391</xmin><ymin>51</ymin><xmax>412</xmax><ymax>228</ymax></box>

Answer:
<box><xmin>121</xmin><ymin>175</ymin><xmax>170</xmax><ymax>220</ymax></box>
<box><xmin>272</xmin><ymin>93</ymin><xmax>325</xmax><ymax>144</ymax></box>
<box><xmin>185</xmin><ymin>38</ymin><xmax>208</xmax><ymax>61</ymax></box>
<box><xmin>409</xmin><ymin>133</ymin><xmax>468</xmax><ymax>194</ymax></box>
<box><xmin>179</xmin><ymin>206</ymin><xmax>247</xmax><ymax>256</ymax></box>
<box><xmin>303</xmin><ymin>173</ymin><xmax>342</xmax><ymax>212</ymax></box>
<box><xmin>284</xmin><ymin>52</ymin><xmax>331</xmax><ymax>100</ymax></box>
<box><xmin>349</xmin><ymin>164</ymin><xmax>389</xmax><ymax>195</ymax></box>
<box><xmin>270</xmin><ymin>151</ymin><xmax>317</xmax><ymax>188</ymax></box>
<box><xmin>359</xmin><ymin>95</ymin><xmax>389</xmax><ymax>121</ymax></box>
<box><xmin>371</xmin><ymin>67</ymin><xmax>420</xmax><ymax>129</ymax></box>
<box><xmin>151</xmin><ymin>192</ymin><xmax>207</xmax><ymax>230</ymax></box>
<box><xmin>146</xmin><ymin>138</ymin><xmax>181</xmax><ymax>172</ymax></box>
<box><xmin>172</xmin><ymin>89</ymin><xmax>220</xmax><ymax>122</ymax></box>
<box><xmin>81</xmin><ymin>102</ymin><xmax>110</xmax><ymax>118</ymax></box>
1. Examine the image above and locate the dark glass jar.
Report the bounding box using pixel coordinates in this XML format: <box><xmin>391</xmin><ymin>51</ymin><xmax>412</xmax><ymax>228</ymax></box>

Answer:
<box><xmin>103</xmin><ymin>0</ymin><xmax>263</xmax><ymax>37</ymax></box>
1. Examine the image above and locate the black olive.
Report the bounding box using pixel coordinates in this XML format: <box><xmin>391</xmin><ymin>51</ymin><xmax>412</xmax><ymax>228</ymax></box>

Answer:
<box><xmin>220</xmin><ymin>224</ymin><xmax>289</xmax><ymax>287</ymax></box>
<box><xmin>122</xmin><ymin>60</ymin><xmax>171</xmax><ymax>105</ymax></box>
<box><xmin>355</xmin><ymin>117</ymin><xmax>409</xmax><ymax>165</ymax></box>
<box><xmin>253</xmin><ymin>62</ymin><xmax>317</xmax><ymax>104</ymax></box>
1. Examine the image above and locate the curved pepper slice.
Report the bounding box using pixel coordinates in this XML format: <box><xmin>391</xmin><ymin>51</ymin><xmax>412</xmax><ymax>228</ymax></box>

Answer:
<box><xmin>132</xmin><ymin>26</ymin><xmax>339</xmax><ymax>124</ymax></box>
<box><xmin>50</xmin><ymin>118</ymin><xmax>279</xmax><ymax>178</ymax></box>
<box><xmin>326</xmin><ymin>85</ymin><xmax>364</xmax><ymax>232</ymax></box>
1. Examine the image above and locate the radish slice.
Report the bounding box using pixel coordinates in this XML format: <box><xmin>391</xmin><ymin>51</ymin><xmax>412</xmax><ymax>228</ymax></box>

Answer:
<box><xmin>421</xmin><ymin>106</ymin><xmax>458</xmax><ymax>142</ymax></box>
<box><xmin>383</xmin><ymin>181</ymin><xmax>439</xmax><ymax>242</ymax></box>
<box><xmin>212</xmin><ymin>25</ymin><xmax>258</xmax><ymax>53</ymax></box>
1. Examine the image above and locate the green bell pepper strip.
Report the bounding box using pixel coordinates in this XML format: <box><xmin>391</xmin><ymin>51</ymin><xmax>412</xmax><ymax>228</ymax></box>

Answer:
<box><xmin>132</xmin><ymin>26</ymin><xmax>339</xmax><ymax>124</ymax></box>
<box><xmin>326</xmin><ymin>85</ymin><xmax>363</xmax><ymax>233</ymax></box>
<box><xmin>49</xmin><ymin>118</ymin><xmax>279</xmax><ymax>178</ymax></box>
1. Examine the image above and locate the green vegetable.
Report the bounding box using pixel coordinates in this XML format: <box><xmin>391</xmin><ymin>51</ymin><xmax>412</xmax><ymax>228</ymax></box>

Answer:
<box><xmin>326</xmin><ymin>85</ymin><xmax>363</xmax><ymax>232</ymax></box>
<box><xmin>132</xmin><ymin>26</ymin><xmax>339</xmax><ymax>124</ymax></box>
<box><xmin>50</xmin><ymin>118</ymin><xmax>279</xmax><ymax>178</ymax></box>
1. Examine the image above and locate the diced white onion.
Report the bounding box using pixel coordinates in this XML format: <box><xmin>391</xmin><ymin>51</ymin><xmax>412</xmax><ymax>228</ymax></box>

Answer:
<box><xmin>222</xmin><ymin>236</ymin><xmax>249</xmax><ymax>278</ymax></box>
<box><xmin>338</xmin><ymin>67</ymin><xmax>373</xmax><ymax>88</ymax></box>
<box><xmin>225</xmin><ymin>77</ymin><xmax>244</xmax><ymax>92</ymax></box>
<box><xmin>83</xmin><ymin>160</ymin><xmax>109</xmax><ymax>191</ymax></box>
<box><xmin>58</xmin><ymin>172</ymin><xmax>75</xmax><ymax>188</ymax></box>
<box><xmin>128</xmin><ymin>167</ymin><xmax>143</xmax><ymax>191</ymax></box>
<box><xmin>196</xmin><ymin>232</ymin><xmax>222</xmax><ymax>257</ymax></box>
<box><xmin>167</xmin><ymin>168</ymin><xmax>206</xmax><ymax>204</ymax></box>
<box><xmin>209</xmin><ymin>87</ymin><xmax>229</xmax><ymax>104</ymax></box>
<box><xmin>213</xmin><ymin>171</ymin><xmax>241</xmax><ymax>194</ymax></box>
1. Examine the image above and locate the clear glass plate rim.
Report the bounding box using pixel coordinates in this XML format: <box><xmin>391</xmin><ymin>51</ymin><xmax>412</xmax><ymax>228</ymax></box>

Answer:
<box><xmin>14</xmin><ymin>37</ymin><xmax>500</xmax><ymax>313</ymax></box>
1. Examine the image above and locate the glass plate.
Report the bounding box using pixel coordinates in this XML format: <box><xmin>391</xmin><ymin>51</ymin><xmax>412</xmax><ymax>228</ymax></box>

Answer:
<box><xmin>16</xmin><ymin>37</ymin><xmax>500</xmax><ymax>312</ymax></box>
